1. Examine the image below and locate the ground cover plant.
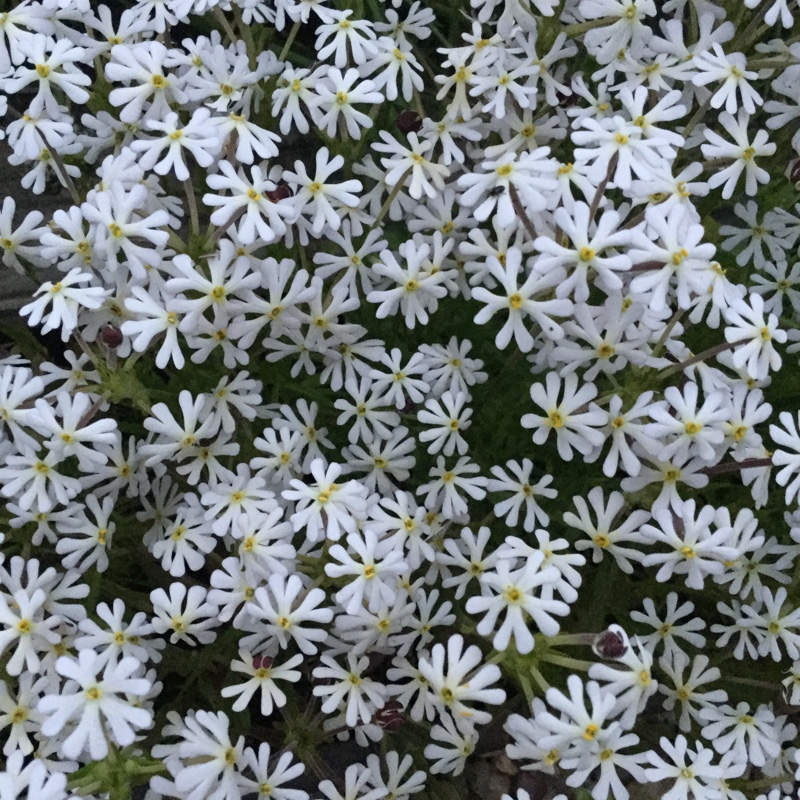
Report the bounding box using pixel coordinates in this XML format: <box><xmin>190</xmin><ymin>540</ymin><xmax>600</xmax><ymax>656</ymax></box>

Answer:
<box><xmin>1</xmin><ymin>0</ymin><xmax>800</xmax><ymax>799</ymax></box>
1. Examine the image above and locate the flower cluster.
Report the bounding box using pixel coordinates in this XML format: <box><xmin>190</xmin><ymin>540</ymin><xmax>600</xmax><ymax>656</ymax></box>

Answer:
<box><xmin>1</xmin><ymin>0</ymin><xmax>800</xmax><ymax>799</ymax></box>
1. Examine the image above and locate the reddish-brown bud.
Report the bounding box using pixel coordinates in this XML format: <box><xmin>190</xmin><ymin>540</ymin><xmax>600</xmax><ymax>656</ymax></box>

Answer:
<box><xmin>593</xmin><ymin>626</ymin><xmax>628</xmax><ymax>660</ymax></box>
<box><xmin>100</xmin><ymin>324</ymin><xmax>123</xmax><ymax>349</ymax></box>
<box><xmin>396</xmin><ymin>110</ymin><xmax>423</xmax><ymax>134</ymax></box>
<box><xmin>790</xmin><ymin>160</ymin><xmax>800</xmax><ymax>187</ymax></box>
<box><xmin>252</xmin><ymin>655</ymin><xmax>273</xmax><ymax>670</ymax></box>
<box><xmin>265</xmin><ymin>184</ymin><xmax>293</xmax><ymax>202</ymax></box>
<box><xmin>374</xmin><ymin>700</ymin><xmax>404</xmax><ymax>731</ymax></box>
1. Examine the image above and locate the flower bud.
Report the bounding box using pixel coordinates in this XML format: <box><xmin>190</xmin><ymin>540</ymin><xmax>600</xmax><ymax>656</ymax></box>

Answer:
<box><xmin>252</xmin><ymin>655</ymin><xmax>273</xmax><ymax>670</ymax></box>
<box><xmin>396</xmin><ymin>109</ymin><xmax>423</xmax><ymax>134</ymax></box>
<box><xmin>265</xmin><ymin>184</ymin><xmax>293</xmax><ymax>203</ymax></box>
<box><xmin>374</xmin><ymin>699</ymin><xmax>404</xmax><ymax>731</ymax></box>
<box><xmin>790</xmin><ymin>160</ymin><xmax>800</xmax><ymax>189</ymax></box>
<box><xmin>100</xmin><ymin>324</ymin><xmax>123</xmax><ymax>349</ymax></box>
<box><xmin>593</xmin><ymin>625</ymin><xmax>628</xmax><ymax>660</ymax></box>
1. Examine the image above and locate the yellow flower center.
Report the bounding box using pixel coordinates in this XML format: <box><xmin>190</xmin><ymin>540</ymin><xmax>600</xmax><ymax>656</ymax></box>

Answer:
<box><xmin>548</xmin><ymin>410</ymin><xmax>564</xmax><ymax>428</ymax></box>
<box><xmin>597</xmin><ymin>342</ymin><xmax>615</xmax><ymax>358</ymax></box>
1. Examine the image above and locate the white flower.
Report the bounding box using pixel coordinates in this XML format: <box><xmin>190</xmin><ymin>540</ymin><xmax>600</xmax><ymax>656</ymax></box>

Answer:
<box><xmin>659</xmin><ymin>651</ymin><xmax>727</xmax><ymax>733</ymax></box>
<box><xmin>325</xmin><ymin>529</ymin><xmax>408</xmax><ymax>614</ymax></box>
<box><xmin>424</xmin><ymin>714</ymin><xmax>478</xmax><ymax>776</ymax></box>
<box><xmin>701</xmin><ymin>111</ymin><xmax>776</xmax><ymax>198</ymax></box>
<box><xmin>312</xmin><ymin>652</ymin><xmax>386</xmax><ymax>727</ymax></box>
<box><xmin>315</xmin><ymin>9</ymin><xmax>378</xmax><ymax>67</ymax></box>
<box><xmin>630</xmin><ymin>593</ymin><xmax>707</xmax><ymax>659</ymax></box>
<box><xmin>770</xmin><ymin>411</ymin><xmax>800</xmax><ymax>503</ymax></box>
<box><xmin>535</xmin><ymin>674</ymin><xmax>618</xmax><ymax>754</ymax></box>
<box><xmin>471</xmin><ymin>249</ymin><xmax>572</xmax><ymax>350</ymax></box>
<box><xmin>417</xmin><ymin>456</ymin><xmax>487</xmax><ymax>519</ymax></box>
<box><xmin>564</xmin><ymin>487</ymin><xmax>649</xmax><ymax>573</ymax></box>
<box><xmin>38</xmin><ymin>650</ymin><xmax>152</xmax><ymax>760</ymax></box>
<box><xmin>284</xmin><ymin>147</ymin><xmax>362</xmax><ymax>235</ymax></box>
<box><xmin>699</xmin><ymin>702</ymin><xmax>780</xmax><ymax>768</ymax></box>
<box><xmin>314</xmin><ymin>67</ymin><xmax>384</xmax><ymax>139</ymax></box>
<box><xmin>367</xmin><ymin>239</ymin><xmax>450</xmax><ymax>329</ymax></box>
<box><xmin>457</xmin><ymin>149</ymin><xmax>558</xmax><ymax>225</ymax></box>
<box><xmin>644</xmin><ymin>735</ymin><xmax>725</xmax><ymax>800</ymax></box>
<box><xmin>417</xmin><ymin>634</ymin><xmax>506</xmax><ymax>725</ymax></box>
<box><xmin>5</xmin><ymin>34</ymin><xmax>91</xmax><ymax>117</ymax></box>
<box><xmin>247</xmin><ymin>574</ymin><xmax>333</xmax><ymax>654</ymax></box>
<box><xmin>533</xmin><ymin>202</ymin><xmax>632</xmax><ymax>301</ymax></box>
<box><xmin>221</xmin><ymin>651</ymin><xmax>303</xmax><ymax>715</ymax></box>
<box><xmin>373</xmin><ymin>131</ymin><xmax>450</xmax><ymax>199</ymax></box>
<box><xmin>20</xmin><ymin>268</ymin><xmax>107</xmax><ymax>342</ymax></box>
<box><xmin>417</xmin><ymin>391</ymin><xmax>472</xmax><ymax>456</ymax></box>
<box><xmin>133</xmin><ymin>110</ymin><xmax>220</xmax><ymax>182</ymax></box>
<box><xmin>283</xmin><ymin>458</ymin><xmax>369</xmax><ymax>542</ymax></box>
<box><xmin>466</xmin><ymin>555</ymin><xmax>569</xmax><ymax>654</ymax></box>
<box><xmin>487</xmin><ymin>458</ymin><xmax>557</xmax><ymax>530</ymax></box>
<box><xmin>723</xmin><ymin>293</ymin><xmax>787</xmax><ymax>380</ymax></box>
<box><xmin>692</xmin><ymin>43</ymin><xmax>762</xmax><ymax>115</ymax></box>
<box><xmin>203</xmin><ymin>161</ymin><xmax>296</xmax><ymax>245</ymax></box>
<box><xmin>520</xmin><ymin>372</ymin><xmax>606</xmax><ymax>461</ymax></box>
<box><xmin>105</xmin><ymin>40</ymin><xmax>187</xmax><ymax>123</ymax></box>
<box><xmin>0</xmin><ymin>588</ymin><xmax>61</xmax><ymax>676</ymax></box>
<box><xmin>150</xmin><ymin>583</ymin><xmax>220</xmax><ymax>645</ymax></box>
<box><xmin>237</xmin><ymin>743</ymin><xmax>308</xmax><ymax>800</ymax></box>
<box><xmin>152</xmin><ymin>710</ymin><xmax>245</xmax><ymax>800</ymax></box>
<box><xmin>588</xmin><ymin>636</ymin><xmax>659</xmax><ymax>729</ymax></box>
<box><xmin>641</xmin><ymin>500</ymin><xmax>739</xmax><ymax>590</ymax></box>
<box><xmin>122</xmin><ymin>285</ymin><xmax>186</xmax><ymax>369</ymax></box>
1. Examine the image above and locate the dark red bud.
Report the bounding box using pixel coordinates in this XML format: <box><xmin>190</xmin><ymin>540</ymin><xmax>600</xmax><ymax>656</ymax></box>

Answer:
<box><xmin>100</xmin><ymin>324</ymin><xmax>123</xmax><ymax>349</ymax></box>
<box><xmin>396</xmin><ymin>110</ymin><xmax>423</xmax><ymax>134</ymax></box>
<box><xmin>374</xmin><ymin>700</ymin><xmax>404</xmax><ymax>731</ymax></box>
<box><xmin>790</xmin><ymin>160</ymin><xmax>800</xmax><ymax>186</ymax></box>
<box><xmin>252</xmin><ymin>655</ymin><xmax>273</xmax><ymax>670</ymax></box>
<box><xmin>556</xmin><ymin>89</ymin><xmax>579</xmax><ymax>109</ymax></box>
<box><xmin>593</xmin><ymin>628</ymin><xmax>628</xmax><ymax>660</ymax></box>
<box><xmin>265</xmin><ymin>184</ymin><xmax>293</xmax><ymax>202</ymax></box>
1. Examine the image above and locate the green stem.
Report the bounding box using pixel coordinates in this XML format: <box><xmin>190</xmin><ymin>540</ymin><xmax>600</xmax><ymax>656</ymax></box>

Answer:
<box><xmin>680</xmin><ymin>93</ymin><xmax>712</xmax><ymax>142</ymax></box>
<box><xmin>278</xmin><ymin>22</ymin><xmax>301</xmax><ymax>61</ymax></box>
<box><xmin>588</xmin><ymin>151</ymin><xmax>618</xmax><ymax>222</ymax></box>
<box><xmin>529</xmin><ymin>664</ymin><xmax>551</xmax><ymax>693</ymax></box>
<box><xmin>368</xmin><ymin>166</ymin><xmax>413</xmax><ymax>232</ymax></box>
<box><xmin>700</xmin><ymin>457</ymin><xmax>772</xmax><ymax>476</ymax></box>
<box><xmin>213</xmin><ymin>7</ymin><xmax>239</xmax><ymax>46</ymax></box>
<box><xmin>539</xmin><ymin>652</ymin><xmax>594</xmax><ymax>672</ymax></box>
<box><xmin>547</xmin><ymin>632</ymin><xmax>596</xmax><ymax>647</ymax></box>
<box><xmin>183</xmin><ymin>178</ymin><xmax>200</xmax><ymax>238</ymax></box>
<box><xmin>232</xmin><ymin>5</ymin><xmax>258</xmax><ymax>68</ymax></box>
<box><xmin>651</xmin><ymin>308</ymin><xmax>685</xmax><ymax>360</ymax></box>
<box><xmin>563</xmin><ymin>16</ymin><xmax>618</xmax><ymax>37</ymax></box>
<box><xmin>659</xmin><ymin>337</ymin><xmax>749</xmax><ymax>379</ymax></box>
<box><xmin>508</xmin><ymin>184</ymin><xmax>537</xmax><ymax>240</ymax></box>
<box><xmin>747</xmin><ymin>57</ymin><xmax>799</xmax><ymax>70</ymax></box>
